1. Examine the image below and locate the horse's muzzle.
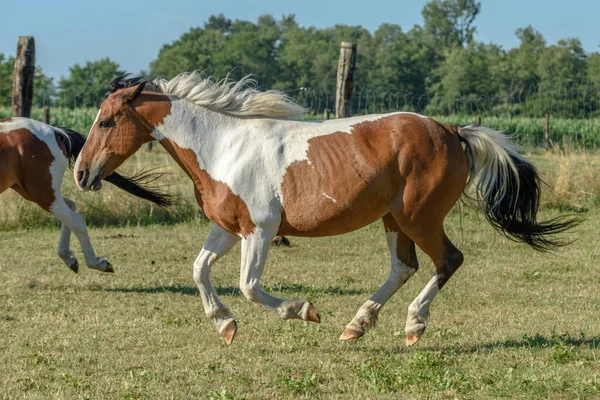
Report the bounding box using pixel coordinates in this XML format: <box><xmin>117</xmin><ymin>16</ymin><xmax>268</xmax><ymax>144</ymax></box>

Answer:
<box><xmin>76</xmin><ymin>168</ymin><xmax>103</xmax><ymax>191</ymax></box>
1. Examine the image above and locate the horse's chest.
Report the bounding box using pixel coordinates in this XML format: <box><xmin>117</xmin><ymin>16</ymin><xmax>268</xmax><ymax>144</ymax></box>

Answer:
<box><xmin>192</xmin><ymin>169</ymin><xmax>257</xmax><ymax>237</ymax></box>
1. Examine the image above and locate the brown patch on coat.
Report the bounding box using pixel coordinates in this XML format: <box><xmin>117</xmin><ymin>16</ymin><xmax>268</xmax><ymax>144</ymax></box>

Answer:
<box><xmin>278</xmin><ymin>114</ymin><xmax>469</xmax><ymax>239</ymax></box>
<box><xmin>0</xmin><ymin>127</ymin><xmax>56</xmax><ymax>210</ymax></box>
<box><xmin>159</xmin><ymin>139</ymin><xmax>255</xmax><ymax>237</ymax></box>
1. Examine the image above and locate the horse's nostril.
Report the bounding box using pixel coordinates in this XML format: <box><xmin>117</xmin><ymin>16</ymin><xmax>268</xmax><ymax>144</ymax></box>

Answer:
<box><xmin>77</xmin><ymin>170</ymin><xmax>88</xmax><ymax>187</ymax></box>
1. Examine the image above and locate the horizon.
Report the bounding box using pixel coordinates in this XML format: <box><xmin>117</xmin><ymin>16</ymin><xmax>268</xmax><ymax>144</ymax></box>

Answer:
<box><xmin>1</xmin><ymin>0</ymin><xmax>599</xmax><ymax>82</ymax></box>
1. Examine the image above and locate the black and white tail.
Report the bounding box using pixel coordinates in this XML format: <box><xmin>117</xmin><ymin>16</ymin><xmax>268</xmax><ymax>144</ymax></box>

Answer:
<box><xmin>458</xmin><ymin>125</ymin><xmax>579</xmax><ymax>251</ymax></box>
<box><xmin>53</xmin><ymin>126</ymin><xmax>173</xmax><ymax>208</ymax></box>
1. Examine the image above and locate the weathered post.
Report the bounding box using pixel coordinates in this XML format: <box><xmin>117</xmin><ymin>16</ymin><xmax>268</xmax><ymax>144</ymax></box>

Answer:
<box><xmin>324</xmin><ymin>108</ymin><xmax>330</xmax><ymax>120</ymax></box>
<box><xmin>476</xmin><ymin>115</ymin><xmax>481</xmax><ymax>126</ymax></box>
<box><xmin>43</xmin><ymin>106</ymin><xmax>50</xmax><ymax>124</ymax></box>
<box><xmin>12</xmin><ymin>36</ymin><xmax>35</xmax><ymax>118</ymax></box>
<box><xmin>544</xmin><ymin>114</ymin><xmax>550</xmax><ymax>150</ymax></box>
<box><xmin>335</xmin><ymin>42</ymin><xmax>357</xmax><ymax>119</ymax></box>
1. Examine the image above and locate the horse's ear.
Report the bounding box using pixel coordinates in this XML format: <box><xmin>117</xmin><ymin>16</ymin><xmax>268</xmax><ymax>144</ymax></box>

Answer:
<box><xmin>120</xmin><ymin>81</ymin><xmax>147</xmax><ymax>103</ymax></box>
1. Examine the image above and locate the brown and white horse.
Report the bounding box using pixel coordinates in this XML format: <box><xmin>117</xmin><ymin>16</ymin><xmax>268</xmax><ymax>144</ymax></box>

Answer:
<box><xmin>0</xmin><ymin>117</ymin><xmax>171</xmax><ymax>273</ymax></box>
<box><xmin>74</xmin><ymin>73</ymin><xmax>577</xmax><ymax>346</ymax></box>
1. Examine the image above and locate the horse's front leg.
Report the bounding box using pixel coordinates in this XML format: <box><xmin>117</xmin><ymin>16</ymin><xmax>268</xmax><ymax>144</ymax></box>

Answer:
<box><xmin>239</xmin><ymin>227</ymin><xmax>321</xmax><ymax>324</ymax></box>
<box><xmin>193</xmin><ymin>224</ymin><xmax>240</xmax><ymax>344</ymax></box>
<box><xmin>51</xmin><ymin>197</ymin><xmax>113</xmax><ymax>272</ymax></box>
<box><xmin>56</xmin><ymin>197</ymin><xmax>80</xmax><ymax>273</ymax></box>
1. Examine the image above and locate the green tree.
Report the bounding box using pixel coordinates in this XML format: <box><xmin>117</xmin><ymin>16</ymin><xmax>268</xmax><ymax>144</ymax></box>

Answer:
<box><xmin>33</xmin><ymin>66</ymin><xmax>55</xmax><ymax>107</ymax></box>
<box><xmin>57</xmin><ymin>58</ymin><xmax>123</xmax><ymax>108</ymax></box>
<box><xmin>0</xmin><ymin>54</ymin><xmax>14</xmax><ymax>106</ymax></box>
<box><xmin>422</xmin><ymin>0</ymin><xmax>481</xmax><ymax>49</ymax></box>
<box><xmin>506</xmin><ymin>26</ymin><xmax>546</xmax><ymax>91</ymax></box>
<box><xmin>427</xmin><ymin>42</ymin><xmax>503</xmax><ymax>114</ymax></box>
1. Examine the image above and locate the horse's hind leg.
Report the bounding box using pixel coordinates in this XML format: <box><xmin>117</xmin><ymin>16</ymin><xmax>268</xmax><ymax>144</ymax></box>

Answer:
<box><xmin>57</xmin><ymin>197</ymin><xmax>79</xmax><ymax>273</ymax></box>
<box><xmin>340</xmin><ymin>213</ymin><xmax>419</xmax><ymax>341</ymax></box>
<box><xmin>193</xmin><ymin>224</ymin><xmax>241</xmax><ymax>345</ymax></box>
<box><xmin>239</xmin><ymin>227</ymin><xmax>321</xmax><ymax>323</ymax></box>
<box><xmin>400</xmin><ymin>223</ymin><xmax>463</xmax><ymax>346</ymax></box>
<box><xmin>51</xmin><ymin>197</ymin><xmax>113</xmax><ymax>273</ymax></box>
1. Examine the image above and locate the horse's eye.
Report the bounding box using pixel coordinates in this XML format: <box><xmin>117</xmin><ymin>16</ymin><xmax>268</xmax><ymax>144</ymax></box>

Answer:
<box><xmin>99</xmin><ymin>120</ymin><xmax>113</xmax><ymax>128</ymax></box>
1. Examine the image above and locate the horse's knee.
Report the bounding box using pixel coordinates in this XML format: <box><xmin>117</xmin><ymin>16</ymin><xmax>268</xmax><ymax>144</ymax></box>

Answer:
<box><xmin>193</xmin><ymin>250</ymin><xmax>217</xmax><ymax>285</ymax></box>
<box><xmin>63</xmin><ymin>198</ymin><xmax>77</xmax><ymax>211</ymax></box>
<box><xmin>240</xmin><ymin>282</ymin><xmax>260</xmax><ymax>302</ymax></box>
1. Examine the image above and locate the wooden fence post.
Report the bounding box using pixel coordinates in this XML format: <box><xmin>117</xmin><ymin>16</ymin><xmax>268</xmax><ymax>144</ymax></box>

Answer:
<box><xmin>544</xmin><ymin>114</ymin><xmax>550</xmax><ymax>151</ymax></box>
<box><xmin>476</xmin><ymin>115</ymin><xmax>481</xmax><ymax>126</ymax></box>
<box><xmin>43</xmin><ymin>106</ymin><xmax>50</xmax><ymax>124</ymax></box>
<box><xmin>335</xmin><ymin>42</ymin><xmax>357</xmax><ymax>119</ymax></box>
<box><xmin>12</xmin><ymin>36</ymin><xmax>35</xmax><ymax>118</ymax></box>
<box><xmin>324</xmin><ymin>108</ymin><xmax>330</xmax><ymax>120</ymax></box>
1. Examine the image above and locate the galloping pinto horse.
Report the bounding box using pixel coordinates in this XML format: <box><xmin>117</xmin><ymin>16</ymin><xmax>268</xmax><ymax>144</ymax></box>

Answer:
<box><xmin>0</xmin><ymin>117</ymin><xmax>171</xmax><ymax>273</ymax></box>
<box><xmin>75</xmin><ymin>73</ymin><xmax>577</xmax><ymax>345</ymax></box>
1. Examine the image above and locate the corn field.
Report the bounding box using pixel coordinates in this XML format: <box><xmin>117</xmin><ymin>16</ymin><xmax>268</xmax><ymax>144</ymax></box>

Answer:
<box><xmin>1</xmin><ymin>107</ymin><xmax>599</xmax><ymax>148</ymax></box>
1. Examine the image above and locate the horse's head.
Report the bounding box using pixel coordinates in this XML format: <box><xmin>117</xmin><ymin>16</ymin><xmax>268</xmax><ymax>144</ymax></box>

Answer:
<box><xmin>75</xmin><ymin>82</ymin><xmax>151</xmax><ymax>191</ymax></box>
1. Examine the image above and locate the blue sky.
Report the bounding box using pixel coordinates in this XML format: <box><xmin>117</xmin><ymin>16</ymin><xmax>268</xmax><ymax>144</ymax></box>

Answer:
<box><xmin>1</xmin><ymin>0</ymin><xmax>598</xmax><ymax>81</ymax></box>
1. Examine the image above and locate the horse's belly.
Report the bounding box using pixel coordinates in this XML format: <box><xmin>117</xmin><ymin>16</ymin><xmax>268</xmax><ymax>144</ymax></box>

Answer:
<box><xmin>278</xmin><ymin>198</ymin><xmax>390</xmax><ymax>237</ymax></box>
<box><xmin>278</xmin><ymin>167</ymin><xmax>397</xmax><ymax>237</ymax></box>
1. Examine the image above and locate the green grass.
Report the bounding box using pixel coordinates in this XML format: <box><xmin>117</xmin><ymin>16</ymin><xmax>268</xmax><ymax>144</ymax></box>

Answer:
<box><xmin>1</xmin><ymin>208</ymin><xmax>599</xmax><ymax>399</ymax></box>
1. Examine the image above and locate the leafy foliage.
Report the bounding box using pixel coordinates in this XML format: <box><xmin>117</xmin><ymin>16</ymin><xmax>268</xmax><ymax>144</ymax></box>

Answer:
<box><xmin>57</xmin><ymin>58</ymin><xmax>123</xmax><ymax>108</ymax></box>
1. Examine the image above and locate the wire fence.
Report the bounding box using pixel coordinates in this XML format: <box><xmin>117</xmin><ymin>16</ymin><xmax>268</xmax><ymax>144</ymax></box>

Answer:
<box><xmin>290</xmin><ymin>81</ymin><xmax>600</xmax><ymax>120</ymax></box>
<box><xmin>2</xmin><ymin>79</ymin><xmax>599</xmax><ymax>147</ymax></box>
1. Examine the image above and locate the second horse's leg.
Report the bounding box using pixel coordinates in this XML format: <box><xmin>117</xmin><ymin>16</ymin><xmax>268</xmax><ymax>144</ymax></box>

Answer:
<box><xmin>56</xmin><ymin>197</ymin><xmax>79</xmax><ymax>273</ymax></box>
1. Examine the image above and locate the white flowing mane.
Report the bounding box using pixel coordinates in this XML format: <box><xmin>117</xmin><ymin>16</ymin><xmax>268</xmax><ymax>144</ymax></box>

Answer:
<box><xmin>151</xmin><ymin>71</ymin><xmax>307</xmax><ymax>118</ymax></box>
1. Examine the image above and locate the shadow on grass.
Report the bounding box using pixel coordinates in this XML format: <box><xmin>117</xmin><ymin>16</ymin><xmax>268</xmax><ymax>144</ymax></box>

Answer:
<box><xmin>469</xmin><ymin>333</ymin><xmax>600</xmax><ymax>351</ymax></box>
<box><xmin>400</xmin><ymin>332</ymin><xmax>600</xmax><ymax>355</ymax></box>
<box><xmin>100</xmin><ymin>283</ymin><xmax>367</xmax><ymax>296</ymax></box>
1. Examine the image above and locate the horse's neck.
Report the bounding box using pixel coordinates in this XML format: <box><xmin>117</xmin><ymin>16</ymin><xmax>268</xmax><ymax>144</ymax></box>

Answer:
<box><xmin>154</xmin><ymin>100</ymin><xmax>242</xmax><ymax>166</ymax></box>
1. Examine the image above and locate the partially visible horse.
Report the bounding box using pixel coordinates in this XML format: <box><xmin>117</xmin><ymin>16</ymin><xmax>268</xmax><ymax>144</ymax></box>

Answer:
<box><xmin>75</xmin><ymin>72</ymin><xmax>577</xmax><ymax>345</ymax></box>
<box><xmin>0</xmin><ymin>117</ymin><xmax>171</xmax><ymax>273</ymax></box>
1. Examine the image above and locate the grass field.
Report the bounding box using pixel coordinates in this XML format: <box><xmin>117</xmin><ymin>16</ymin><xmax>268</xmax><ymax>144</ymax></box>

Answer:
<box><xmin>1</xmin><ymin>205</ymin><xmax>599</xmax><ymax>398</ymax></box>
<box><xmin>2</xmin><ymin>113</ymin><xmax>600</xmax><ymax>398</ymax></box>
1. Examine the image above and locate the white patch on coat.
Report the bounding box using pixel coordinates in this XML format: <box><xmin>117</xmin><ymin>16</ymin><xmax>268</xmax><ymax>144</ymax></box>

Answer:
<box><xmin>322</xmin><ymin>193</ymin><xmax>337</xmax><ymax>203</ymax></box>
<box><xmin>0</xmin><ymin>118</ymin><xmax>67</xmax><ymax>210</ymax></box>
<box><xmin>154</xmin><ymin>97</ymin><xmax>426</xmax><ymax>228</ymax></box>
<box><xmin>405</xmin><ymin>274</ymin><xmax>441</xmax><ymax>333</ymax></box>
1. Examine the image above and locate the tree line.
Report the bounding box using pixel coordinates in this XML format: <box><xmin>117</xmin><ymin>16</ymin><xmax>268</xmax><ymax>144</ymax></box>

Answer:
<box><xmin>0</xmin><ymin>0</ymin><xmax>598</xmax><ymax>117</ymax></box>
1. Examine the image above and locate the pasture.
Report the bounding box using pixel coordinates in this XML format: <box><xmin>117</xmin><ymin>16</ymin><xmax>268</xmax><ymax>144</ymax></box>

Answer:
<box><xmin>1</xmin><ymin>146</ymin><xmax>599</xmax><ymax>399</ymax></box>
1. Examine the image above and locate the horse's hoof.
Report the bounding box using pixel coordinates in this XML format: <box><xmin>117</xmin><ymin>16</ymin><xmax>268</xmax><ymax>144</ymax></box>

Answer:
<box><xmin>221</xmin><ymin>320</ymin><xmax>237</xmax><ymax>345</ymax></box>
<box><xmin>339</xmin><ymin>327</ymin><xmax>364</xmax><ymax>341</ymax></box>
<box><xmin>271</xmin><ymin>236</ymin><xmax>291</xmax><ymax>246</ymax></box>
<box><xmin>67</xmin><ymin>260</ymin><xmax>79</xmax><ymax>273</ymax></box>
<box><xmin>103</xmin><ymin>262</ymin><xmax>114</xmax><ymax>273</ymax></box>
<box><xmin>405</xmin><ymin>327</ymin><xmax>426</xmax><ymax>346</ymax></box>
<box><xmin>306</xmin><ymin>303</ymin><xmax>321</xmax><ymax>323</ymax></box>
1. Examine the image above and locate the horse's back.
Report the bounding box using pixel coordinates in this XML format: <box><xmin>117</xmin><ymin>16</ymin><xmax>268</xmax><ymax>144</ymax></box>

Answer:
<box><xmin>278</xmin><ymin>112</ymin><xmax>467</xmax><ymax>236</ymax></box>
